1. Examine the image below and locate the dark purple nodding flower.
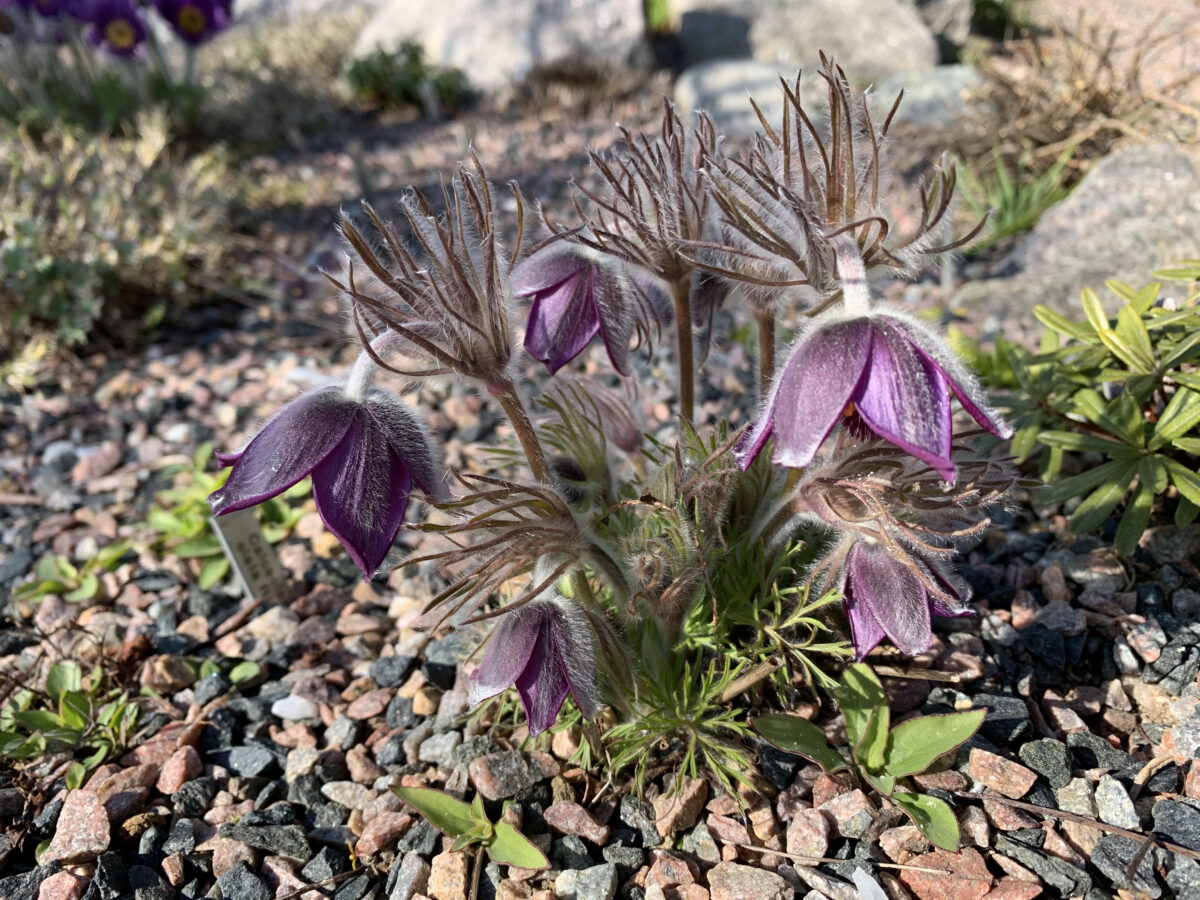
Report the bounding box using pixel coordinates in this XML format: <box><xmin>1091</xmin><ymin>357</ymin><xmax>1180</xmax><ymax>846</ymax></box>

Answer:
<box><xmin>514</xmin><ymin>243</ymin><xmax>642</xmax><ymax>376</ymax></box>
<box><xmin>841</xmin><ymin>541</ymin><xmax>971</xmax><ymax>659</ymax></box>
<box><xmin>154</xmin><ymin>0</ymin><xmax>230</xmax><ymax>45</ymax></box>
<box><xmin>737</xmin><ymin>310</ymin><xmax>1011</xmax><ymax>482</ymax></box>
<box><xmin>86</xmin><ymin>0</ymin><xmax>146</xmax><ymax>55</ymax></box>
<box><xmin>468</xmin><ymin>599</ymin><xmax>598</xmax><ymax>736</ymax></box>
<box><xmin>209</xmin><ymin>386</ymin><xmax>446</xmax><ymax>578</ymax></box>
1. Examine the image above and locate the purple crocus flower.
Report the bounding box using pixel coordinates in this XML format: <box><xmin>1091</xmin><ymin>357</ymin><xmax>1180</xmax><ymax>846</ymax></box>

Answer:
<box><xmin>514</xmin><ymin>242</ymin><xmax>643</xmax><ymax>376</ymax></box>
<box><xmin>86</xmin><ymin>0</ymin><xmax>146</xmax><ymax>55</ymax></box>
<box><xmin>209</xmin><ymin>386</ymin><xmax>446</xmax><ymax>578</ymax></box>
<box><xmin>154</xmin><ymin>0</ymin><xmax>229</xmax><ymax>44</ymax></box>
<box><xmin>737</xmin><ymin>310</ymin><xmax>1011</xmax><ymax>482</ymax></box>
<box><xmin>468</xmin><ymin>598</ymin><xmax>598</xmax><ymax>735</ymax></box>
<box><xmin>840</xmin><ymin>540</ymin><xmax>971</xmax><ymax>659</ymax></box>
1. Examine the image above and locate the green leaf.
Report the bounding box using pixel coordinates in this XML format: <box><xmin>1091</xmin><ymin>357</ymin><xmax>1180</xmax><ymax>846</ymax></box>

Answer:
<box><xmin>34</xmin><ymin>556</ymin><xmax>68</xmax><ymax>582</ymax></box>
<box><xmin>1176</xmin><ymin>497</ymin><xmax>1199</xmax><ymax>527</ymax></box>
<box><xmin>65</xmin><ymin>761</ymin><xmax>87</xmax><ymax>790</ymax></box>
<box><xmin>11</xmin><ymin>709</ymin><xmax>65</xmax><ymax>733</ymax></box>
<box><xmin>856</xmin><ymin>701</ymin><xmax>890</xmax><ymax>773</ymax></box>
<box><xmin>834</xmin><ymin>664</ymin><xmax>888</xmax><ymax>750</ymax></box>
<box><xmin>487</xmin><ymin>822</ymin><xmax>550</xmax><ymax>869</ymax></box>
<box><xmin>392</xmin><ymin>786</ymin><xmax>476</xmax><ymax>838</ymax></box>
<box><xmin>1114</xmin><ymin>482</ymin><xmax>1155</xmax><ymax>557</ymax></box>
<box><xmin>147</xmin><ymin>508</ymin><xmax>184</xmax><ymax>535</ymax></box>
<box><xmin>46</xmin><ymin>662</ymin><xmax>82</xmax><ymax>700</ymax></box>
<box><xmin>1139</xmin><ymin>455</ymin><xmax>1168</xmax><ymax>494</ymax></box>
<box><xmin>752</xmin><ymin>715</ymin><xmax>847</xmax><ymax>773</ymax></box>
<box><xmin>1162</xmin><ymin>458</ymin><xmax>1200</xmax><ymax>506</ymax></box>
<box><xmin>1069</xmin><ymin>462</ymin><xmax>1138</xmax><ymax>534</ymax></box>
<box><xmin>92</xmin><ymin>538</ymin><xmax>133</xmax><ymax>572</ymax></box>
<box><xmin>1036</xmin><ymin>458</ymin><xmax>1136</xmax><ymax>505</ymax></box>
<box><xmin>64</xmin><ymin>572</ymin><xmax>99</xmax><ymax>602</ymax></box>
<box><xmin>1175</xmin><ymin>437</ymin><xmax>1200</xmax><ymax>454</ymax></box>
<box><xmin>199</xmin><ymin>556</ymin><xmax>229</xmax><ymax>590</ymax></box>
<box><xmin>1113</xmin><ymin>305</ymin><xmax>1155</xmax><ymax>372</ymax></box>
<box><xmin>174</xmin><ymin>534</ymin><xmax>224</xmax><ymax>558</ymax></box>
<box><xmin>863</xmin><ymin>770</ymin><xmax>895</xmax><ymax>797</ymax></box>
<box><xmin>892</xmin><ymin>792</ymin><xmax>960</xmax><ymax>851</ymax></box>
<box><xmin>228</xmin><ymin>661</ymin><xmax>261</xmax><ymax>685</ymax></box>
<box><xmin>199</xmin><ymin>660</ymin><xmax>221</xmax><ymax>680</ymax></box>
<box><xmin>1033</xmin><ymin>305</ymin><xmax>1093</xmax><ymax>342</ymax></box>
<box><xmin>1149</xmin><ymin>388</ymin><xmax>1200</xmax><ymax>451</ymax></box>
<box><xmin>884</xmin><ymin>710</ymin><xmax>985</xmax><ymax>778</ymax></box>
<box><xmin>471</xmin><ymin>793</ymin><xmax>490</xmax><ymax>828</ymax></box>
<box><xmin>1037</xmin><ymin>431</ymin><xmax>1132</xmax><ymax>455</ymax></box>
<box><xmin>59</xmin><ymin>691</ymin><xmax>91</xmax><ymax>732</ymax></box>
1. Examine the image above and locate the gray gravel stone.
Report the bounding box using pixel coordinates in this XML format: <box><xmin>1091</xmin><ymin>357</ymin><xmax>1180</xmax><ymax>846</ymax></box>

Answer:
<box><xmin>226</xmin><ymin>745</ymin><xmax>277</xmax><ymax>777</ymax></box>
<box><xmin>1095</xmin><ymin>775</ymin><xmax>1140</xmax><ymax>830</ymax></box>
<box><xmin>600</xmin><ymin>844</ymin><xmax>644</xmax><ymax>879</ymax></box>
<box><xmin>1154</xmin><ymin>799</ymin><xmax>1200</xmax><ymax>853</ymax></box>
<box><xmin>0</xmin><ymin>863</ymin><xmax>60</xmax><ymax>900</ymax></box>
<box><xmin>555</xmin><ymin>863</ymin><xmax>618</xmax><ymax>900</ymax></box>
<box><xmin>681</xmin><ymin>821</ymin><xmax>721</xmax><ymax>863</ymax></box>
<box><xmin>418</xmin><ymin>731</ymin><xmax>462</xmax><ymax>767</ymax></box>
<box><xmin>218</xmin><ymin>824</ymin><xmax>313</xmax><ymax>861</ymax></box>
<box><xmin>1092</xmin><ymin>835</ymin><xmax>1162</xmax><ymax>898</ymax></box>
<box><xmin>386</xmin><ymin>850</ymin><xmax>430</xmax><ymax>900</ymax></box>
<box><xmin>1018</xmin><ymin>738</ymin><xmax>1072</xmax><ymax>789</ymax></box>
<box><xmin>217</xmin><ymin>861</ymin><xmax>272</xmax><ymax>900</ymax></box>
<box><xmin>1066</xmin><ymin>732</ymin><xmax>1132</xmax><ymax>771</ymax></box>
<box><xmin>995</xmin><ymin>834</ymin><xmax>1091</xmax><ymax>897</ymax></box>
<box><xmin>371</xmin><ymin>654</ymin><xmax>416</xmax><ymax>688</ymax></box>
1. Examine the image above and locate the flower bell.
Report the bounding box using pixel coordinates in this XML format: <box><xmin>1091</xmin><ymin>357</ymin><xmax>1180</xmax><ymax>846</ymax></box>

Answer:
<box><xmin>737</xmin><ymin>309</ymin><xmax>1011</xmax><ymax>482</ymax></box>
<box><xmin>155</xmin><ymin>0</ymin><xmax>230</xmax><ymax>44</ymax></box>
<box><xmin>85</xmin><ymin>0</ymin><xmax>146</xmax><ymax>55</ymax></box>
<box><xmin>840</xmin><ymin>540</ymin><xmax>971</xmax><ymax>659</ymax></box>
<box><xmin>467</xmin><ymin>598</ymin><xmax>598</xmax><ymax>735</ymax></box>
<box><xmin>209</xmin><ymin>386</ymin><xmax>446</xmax><ymax>578</ymax></box>
<box><xmin>514</xmin><ymin>242</ymin><xmax>644</xmax><ymax>376</ymax></box>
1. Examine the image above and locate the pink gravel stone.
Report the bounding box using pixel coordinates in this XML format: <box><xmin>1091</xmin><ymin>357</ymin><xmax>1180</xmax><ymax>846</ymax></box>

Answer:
<box><xmin>784</xmin><ymin>808</ymin><xmax>829</xmax><ymax>865</ymax></box>
<box><xmin>346</xmin><ymin>688</ymin><xmax>391</xmax><ymax>721</ymax></box>
<box><xmin>705</xmin><ymin>862</ymin><xmax>791</xmax><ymax>900</ymax></box>
<box><xmin>157</xmin><ymin>746</ymin><xmax>202</xmax><ymax>795</ymax></box>
<box><xmin>37</xmin><ymin>870</ymin><xmax>89</xmax><ymax>900</ymax></box>
<box><xmin>653</xmin><ymin>777</ymin><xmax>708</xmax><ymax>837</ymax></box>
<box><xmin>544</xmin><ymin>801</ymin><xmax>610</xmax><ymax>845</ymax></box>
<box><xmin>44</xmin><ymin>791</ymin><xmax>110</xmax><ymax>863</ymax></box>
<box><xmin>968</xmin><ymin>749</ymin><xmax>1038</xmax><ymax>799</ymax></box>
<box><xmin>355</xmin><ymin>811</ymin><xmax>414</xmax><ymax>857</ymax></box>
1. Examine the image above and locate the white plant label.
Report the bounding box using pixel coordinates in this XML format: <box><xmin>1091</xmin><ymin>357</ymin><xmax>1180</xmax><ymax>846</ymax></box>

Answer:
<box><xmin>210</xmin><ymin>509</ymin><xmax>289</xmax><ymax>605</ymax></box>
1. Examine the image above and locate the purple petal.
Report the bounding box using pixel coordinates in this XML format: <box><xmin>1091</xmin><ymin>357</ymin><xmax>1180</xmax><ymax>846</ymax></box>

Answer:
<box><xmin>516</xmin><ymin>618</ymin><xmax>571</xmax><ymax>735</ymax></box>
<box><xmin>734</xmin><ymin>402</ymin><xmax>775</xmax><ymax>471</ymax></box>
<box><xmin>770</xmin><ymin>316</ymin><xmax>873</xmax><ymax>469</ymax></box>
<box><xmin>209</xmin><ymin>387</ymin><xmax>356</xmax><ymax>517</ymax></box>
<box><xmin>524</xmin><ymin>274</ymin><xmax>602</xmax><ymax>374</ymax></box>
<box><xmin>846</xmin><ymin>542</ymin><xmax>933</xmax><ymax>656</ymax></box>
<box><xmin>468</xmin><ymin>604</ymin><xmax>545</xmax><ymax>706</ymax></box>
<box><xmin>214</xmin><ymin>449</ymin><xmax>243</xmax><ymax>467</ymax></box>
<box><xmin>550</xmin><ymin>600</ymin><xmax>598</xmax><ymax>718</ymax></box>
<box><xmin>363</xmin><ymin>390</ymin><xmax>448</xmax><ymax>502</ymax></box>
<box><xmin>591</xmin><ymin>263</ymin><xmax>635</xmax><ymax>376</ymax></box>
<box><xmin>876</xmin><ymin>312</ymin><xmax>1012</xmax><ymax>439</ymax></box>
<box><xmin>310</xmin><ymin>408</ymin><xmax>413</xmax><ymax>578</ymax></box>
<box><xmin>512</xmin><ymin>243</ymin><xmax>590</xmax><ymax>296</ymax></box>
<box><xmin>842</xmin><ymin>566</ymin><xmax>887</xmax><ymax>661</ymax></box>
<box><xmin>924</xmin><ymin>558</ymin><xmax>974</xmax><ymax>618</ymax></box>
<box><xmin>853</xmin><ymin>321</ymin><xmax>955</xmax><ymax>481</ymax></box>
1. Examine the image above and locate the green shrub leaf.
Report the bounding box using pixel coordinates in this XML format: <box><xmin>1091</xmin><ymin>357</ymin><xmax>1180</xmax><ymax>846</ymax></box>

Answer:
<box><xmin>892</xmin><ymin>792</ymin><xmax>960</xmax><ymax>851</ymax></box>
<box><xmin>884</xmin><ymin>710</ymin><xmax>985</xmax><ymax>778</ymax></box>
<box><xmin>392</xmin><ymin>786</ymin><xmax>476</xmax><ymax>838</ymax></box>
<box><xmin>488</xmin><ymin>822</ymin><xmax>550</xmax><ymax>869</ymax></box>
<box><xmin>834</xmin><ymin>664</ymin><xmax>888</xmax><ymax>750</ymax></box>
<box><xmin>1069</xmin><ymin>462</ymin><xmax>1138</xmax><ymax>534</ymax></box>
<box><xmin>752</xmin><ymin>715</ymin><xmax>846</xmax><ymax>773</ymax></box>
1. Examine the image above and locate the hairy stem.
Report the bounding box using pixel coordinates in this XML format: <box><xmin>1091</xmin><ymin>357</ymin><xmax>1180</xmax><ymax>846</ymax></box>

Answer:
<box><xmin>756</xmin><ymin>311</ymin><xmax>776</xmax><ymax>400</ymax></box>
<box><xmin>344</xmin><ymin>330</ymin><xmax>403</xmax><ymax>402</ymax></box>
<box><xmin>492</xmin><ymin>382</ymin><xmax>553</xmax><ymax>483</ymax></box>
<box><xmin>672</xmin><ymin>278</ymin><xmax>695</xmax><ymax>423</ymax></box>
<box><xmin>831</xmin><ymin>232</ymin><xmax>870</xmax><ymax>316</ymax></box>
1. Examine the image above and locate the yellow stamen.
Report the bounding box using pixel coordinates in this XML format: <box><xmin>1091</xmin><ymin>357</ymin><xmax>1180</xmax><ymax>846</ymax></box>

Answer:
<box><xmin>104</xmin><ymin>19</ymin><xmax>136</xmax><ymax>50</ymax></box>
<box><xmin>178</xmin><ymin>5</ymin><xmax>206</xmax><ymax>35</ymax></box>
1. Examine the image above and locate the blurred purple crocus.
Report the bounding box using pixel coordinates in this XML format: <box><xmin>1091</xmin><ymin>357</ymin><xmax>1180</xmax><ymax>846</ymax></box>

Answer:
<box><xmin>468</xmin><ymin>598</ymin><xmax>597</xmax><ymax>735</ymax></box>
<box><xmin>86</xmin><ymin>0</ymin><xmax>145</xmax><ymax>55</ymax></box>
<box><xmin>209</xmin><ymin>386</ymin><xmax>446</xmax><ymax>578</ymax></box>
<box><xmin>737</xmin><ymin>310</ymin><xmax>1010</xmax><ymax>482</ymax></box>
<box><xmin>155</xmin><ymin>0</ymin><xmax>229</xmax><ymax>44</ymax></box>
<box><xmin>514</xmin><ymin>242</ymin><xmax>642</xmax><ymax>376</ymax></box>
<box><xmin>840</xmin><ymin>540</ymin><xmax>971</xmax><ymax>659</ymax></box>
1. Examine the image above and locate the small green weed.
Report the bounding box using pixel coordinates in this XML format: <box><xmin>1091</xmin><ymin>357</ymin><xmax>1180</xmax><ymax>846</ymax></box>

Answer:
<box><xmin>756</xmin><ymin>664</ymin><xmax>984</xmax><ymax>850</ymax></box>
<box><xmin>345</xmin><ymin>42</ymin><xmax>468</xmax><ymax>113</ymax></box>
<box><xmin>393</xmin><ymin>786</ymin><xmax>548</xmax><ymax>869</ymax></box>
<box><xmin>958</xmin><ymin>146</ymin><xmax>1074</xmax><ymax>249</ymax></box>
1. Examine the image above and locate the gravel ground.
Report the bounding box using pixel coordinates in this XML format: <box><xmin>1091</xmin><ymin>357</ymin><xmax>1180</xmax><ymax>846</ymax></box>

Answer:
<box><xmin>1</xmin><ymin>76</ymin><xmax>1199</xmax><ymax>900</ymax></box>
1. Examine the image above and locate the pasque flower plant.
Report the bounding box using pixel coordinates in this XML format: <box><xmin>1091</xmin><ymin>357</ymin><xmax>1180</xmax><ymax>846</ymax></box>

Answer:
<box><xmin>210</xmin><ymin>59</ymin><xmax>1014</xmax><ymax>797</ymax></box>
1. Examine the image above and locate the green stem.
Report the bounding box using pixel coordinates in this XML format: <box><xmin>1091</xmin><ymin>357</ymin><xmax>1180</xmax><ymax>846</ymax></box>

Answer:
<box><xmin>672</xmin><ymin>278</ymin><xmax>695</xmax><ymax>423</ymax></box>
<box><xmin>570</xmin><ymin>568</ymin><xmax>597</xmax><ymax>609</ymax></box>
<box><xmin>756</xmin><ymin>311</ymin><xmax>775</xmax><ymax>401</ymax></box>
<box><xmin>492</xmin><ymin>382</ymin><xmax>552</xmax><ymax>484</ymax></box>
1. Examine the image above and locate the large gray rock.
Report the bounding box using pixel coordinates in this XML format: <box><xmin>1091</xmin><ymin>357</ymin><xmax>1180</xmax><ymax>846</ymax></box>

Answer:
<box><xmin>674</xmin><ymin>0</ymin><xmax>938</xmax><ymax>83</ymax></box>
<box><xmin>910</xmin><ymin>0</ymin><xmax>973</xmax><ymax>50</ymax></box>
<box><xmin>351</xmin><ymin>0</ymin><xmax>646</xmax><ymax>92</ymax></box>
<box><xmin>674</xmin><ymin>59</ymin><xmax>827</xmax><ymax>139</ymax></box>
<box><xmin>876</xmin><ymin>63</ymin><xmax>980</xmax><ymax>131</ymax></box>
<box><xmin>959</xmin><ymin>143</ymin><xmax>1200</xmax><ymax>315</ymax></box>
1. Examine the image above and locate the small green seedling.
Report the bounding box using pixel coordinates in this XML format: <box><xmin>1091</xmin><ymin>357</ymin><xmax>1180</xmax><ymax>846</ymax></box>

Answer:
<box><xmin>754</xmin><ymin>663</ymin><xmax>984</xmax><ymax>850</ymax></box>
<box><xmin>392</xmin><ymin>786</ymin><xmax>549</xmax><ymax>869</ymax></box>
<box><xmin>13</xmin><ymin>540</ymin><xmax>131</xmax><ymax>605</ymax></box>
